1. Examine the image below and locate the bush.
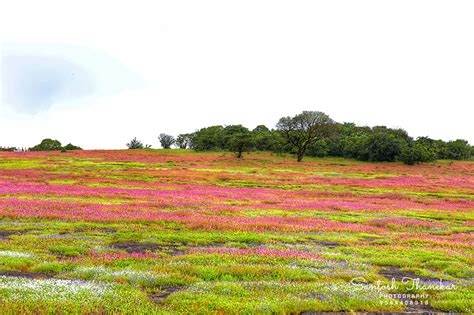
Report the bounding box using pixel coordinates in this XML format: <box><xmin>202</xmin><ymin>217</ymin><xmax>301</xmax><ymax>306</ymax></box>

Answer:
<box><xmin>126</xmin><ymin>137</ymin><xmax>146</xmax><ymax>149</ymax></box>
<box><xmin>63</xmin><ymin>143</ymin><xmax>82</xmax><ymax>150</ymax></box>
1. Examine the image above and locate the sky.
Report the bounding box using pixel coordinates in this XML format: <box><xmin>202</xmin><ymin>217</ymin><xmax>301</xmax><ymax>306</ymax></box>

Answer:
<box><xmin>0</xmin><ymin>1</ymin><xmax>473</xmax><ymax>149</ymax></box>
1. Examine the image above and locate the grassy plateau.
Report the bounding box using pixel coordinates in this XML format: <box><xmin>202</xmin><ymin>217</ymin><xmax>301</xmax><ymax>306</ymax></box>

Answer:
<box><xmin>0</xmin><ymin>149</ymin><xmax>472</xmax><ymax>314</ymax></box>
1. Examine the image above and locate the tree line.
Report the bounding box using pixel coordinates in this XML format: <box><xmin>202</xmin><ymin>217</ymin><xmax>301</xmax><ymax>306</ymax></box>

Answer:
<box><xmin>4</xmin><ymin>111</ymin><xmax>471</xmax><ymax>165</ymax></box>
<box><xmin>0</xmin><ymin>139</ymin><xmax>82</xmax><ymax>153</ymax></box>
<box><xmin>126</xmin><ymin>110</ymin><xmax>473</xmax><ymax>165</ymax></box>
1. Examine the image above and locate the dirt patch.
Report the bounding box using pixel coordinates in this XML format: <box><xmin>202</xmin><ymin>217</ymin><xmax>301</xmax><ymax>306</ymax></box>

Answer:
<box><xmin>366</xmin><ymin>241</ymin><xmax>390</xmax><ymax>246</ymax></box>
<box><xmin>309</xmin><ymin>240</ymin><xmax>343</xmax><ymax>248</ymax></box>
<box><xmin>168</xmin><ymin>242</ymin><xmax>230</xmax><ymax>256</ymax></box>
<box><xmin>95</xmin><ymin>228</ymin><xmax>117</xmax><ymax>234</ymax></box>
<box><xmin>58</xmin><ymin>230</ymin><xmax>73</xmax><ymax>235</ymax></box>
<box><xmin>195</xmin><ymin>242</ymin><xmax>228</xmax><ymax>249</ymax></box>
<box><xmin>300</xmin><ymin>312</ymin><xmax>402</xmax><ymax>315</ymax></box>
<box><xmin>110</xmin><ymin>241</ymin><xmax>231</xmax><ymax>255</ymax></box>
<box><xmin>147</xmin><ymin>285</ymin><xmax>186</xmax><ymax>303</ymax></box>
<box><xmin>62</xmin><ymin>228</ymin><xmax>116</xmax><ymax>235</ymax></box>
<box><xmin>242</xmin><ymin>242</ymin><xmax>264</xmax><ymax>248</ymax></box>
<box><xmin>0</xmin><ymin>230</ymin><xmax>18</xmax><ymax>240</ymax></box>
<box><xmin>0</xmin><ymin>270</ymin><xmax>56</xmax><ymax>279</ymax></box>
<box><xmin>404</xmin><ymin>301</ymin><xmax>443</xmax><ymax>314</ymax></box>
<box><xmin>110</xmin><ymin>241</ymin><xmax>176</xmax><ymax>254</ymax></box>
<box><xmin>300</xmin><ymin>312</ymin><xmax>449</xmax><ymax>315</ymax></box>
<box><xmin>169</xmin><ymin>249</ymin><xmax>187</xmax><ymax>256</ymax></box>
<box><xmin>362</xmin><ymin>236</ymin><xmax>382</xmax><ymax>242</ymax></box>
<box><xmin>378</xmin><ymin>266</ymin><xmax>439</xmax><ymax>282</ymax></box>
<box><xmin>0</xmin><ymin>229</ymin><xmax>29</xmax><ymax>240</ymax></box>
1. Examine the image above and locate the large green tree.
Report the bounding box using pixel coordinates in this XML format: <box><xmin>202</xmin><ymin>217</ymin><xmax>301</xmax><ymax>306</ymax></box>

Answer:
<box><xmin>190</xmin><ymin>126</ymin><xmax>225</xmax><ymax>151</ymax></box>
<box><xmin>158</xmin><ymin>133</ymin><xmax>176</xmax><ymax>149</ymax></box>
<box><xmin>176</xmin><ymin>134</ymin><xmax>192</xmax><ymax>149</ymax></box>
<box><xmin>223</xmin><ymin>125</ymin><xmax>255</xmax><ymax>158</ymax></box>
<box><xmin>276</xmin><ymin>111</ymin><xmax>335</xmax><ymax>162</ymax></box>
<box><xmin>251</xmin><ymin>125</ymin><xmax>284</xmax><ymax>152</ymax></box>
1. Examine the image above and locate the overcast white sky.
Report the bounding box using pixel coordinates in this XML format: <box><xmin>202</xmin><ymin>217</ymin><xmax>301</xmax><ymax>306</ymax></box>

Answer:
<box><xmin>1</xmin><ymin>0</ymin><xmax>473</xmax><ymax>149</ymax></box>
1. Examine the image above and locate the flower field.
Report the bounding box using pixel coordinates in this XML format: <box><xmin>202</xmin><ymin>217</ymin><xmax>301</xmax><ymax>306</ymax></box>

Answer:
<box><xmin>0</xmin><ymin>149</ymin><xmax>472</xmax><ymax>314</ymax></box>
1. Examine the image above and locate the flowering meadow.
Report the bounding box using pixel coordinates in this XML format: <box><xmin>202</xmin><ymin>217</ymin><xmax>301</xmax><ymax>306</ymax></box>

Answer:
<box><xmin>0</xmin><ymin>149</ymin><xmax>472</xmax><ymax>314</ymax></box>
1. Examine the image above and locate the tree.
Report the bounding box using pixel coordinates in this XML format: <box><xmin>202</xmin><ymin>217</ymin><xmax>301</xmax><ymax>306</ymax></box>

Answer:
<box><xmin>252</xmin><ymin>125</ymin><xmax>279</xmax><ymax>151</ymax></box>
<box><xmin>30</xmin><ymin>139</ymin><xmax>63</xmax><ymax>151</ymax></box>
<box><xmin>223</xmin><ymin>125</ymin><xmax>255</xmax><ymax>158</ymax></box>
<box><xmin>127</xmin><ymin>137</ymin><xmax>144</xmax><ymax>149</ymax></box>
<box><xmin>158</xmin><ymin>133</ymin><xmax>176</xmax><ymax>149</ymax></box>
<box><xmin>176</xmin><ymin>134</ymin><xmax>192</xmax><ymax>149</ymax></box>
<box><xmin>190</xmin><ymin>126</ymin><xmax>225</xmax><ymax>151</ymax></box>
<box><xmin>307</xmin><ymin>138</ymin><xmax>331</xmax><ymax>157</ymax></box>
<box><xmin>330</xmin><ymin>124</ymin><xmax>373</xmax><ymax>159</ymax></box>
<box><xmin>276</xmin><ymin>111</ymin><xmax>335</xmax><ymax>162</ymax></box>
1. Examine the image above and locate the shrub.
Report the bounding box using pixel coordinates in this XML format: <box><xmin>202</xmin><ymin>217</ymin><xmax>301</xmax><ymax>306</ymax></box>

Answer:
<box><xmin>127</xmin><ymin>137</ymin><xmax>145</xmax><ymax>149</ymax></box>
<box><xmin>63</xmin><ymin>143</ymin><xmax>82</xmax><ymax>150</ymax></box>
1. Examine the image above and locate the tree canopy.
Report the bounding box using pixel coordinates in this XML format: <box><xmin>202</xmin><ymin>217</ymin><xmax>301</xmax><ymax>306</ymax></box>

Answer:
<box><xmin>222</xmin><ymin>125</ymin><xmax>254</xmax><ymax>158</ymax></box>
<box><xmin>276</xmin><ymin>111</ymin><xmax>335</xmax><ymax>161</ymax></box>
<box><xmin>174</xmin><ymin>110</ymin><xmax>472</xmax><ymax>164</ymax></box>
<box><xmin>30</xmin><ymin>139</ymin><xmax>82</xmax><ymax>152</ymax></box>
<box><xmin>158</xmin><ymin>133</ymin><xmax>176</xmax><ymax>149</ymax></box>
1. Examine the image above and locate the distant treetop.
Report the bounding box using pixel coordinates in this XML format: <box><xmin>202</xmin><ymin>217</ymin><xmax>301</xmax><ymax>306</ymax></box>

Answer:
<box><xmin>126</xmin><ymin>137</ymin><xmax>151</xmax><ymax>149</ymax></box>
<box><xmin>29</xmin><ymin>139</ymin><xmax>82</xmax><ymax>152</ymax></box>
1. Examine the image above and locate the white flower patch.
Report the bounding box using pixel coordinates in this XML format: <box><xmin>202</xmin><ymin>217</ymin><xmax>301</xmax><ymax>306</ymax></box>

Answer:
<box><xmin>0</xmin><ymin>251</ymin><xmax>34</xmax><ymax>258</ymax></box>
<box><xmin>92</xmin><ymin>245</ymin><xmax>106</xmax><ymax>252</ymax></box>
<box><xmin>75</xmin><ymin>266</ymin><xmax>161</xmax><ymax>282</ymax></box>
<box><xmin>0</xmin><ymin>276</ymin><xmax>108</xmax><ymax>302</ymax></box>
